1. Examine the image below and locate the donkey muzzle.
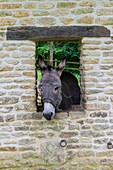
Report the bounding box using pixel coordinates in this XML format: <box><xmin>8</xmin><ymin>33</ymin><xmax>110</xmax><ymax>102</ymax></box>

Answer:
<box><xmin>43</xmin><ymin>102</ymin><xmax>55</xmax><ymax>120</ymax></box>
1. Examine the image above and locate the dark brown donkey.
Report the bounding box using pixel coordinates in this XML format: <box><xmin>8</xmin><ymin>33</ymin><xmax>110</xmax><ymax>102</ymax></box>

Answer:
<box><xmin>38</xmin><ymin>56</ymin><xmax>80</xmax><ymax>120</ymax></box>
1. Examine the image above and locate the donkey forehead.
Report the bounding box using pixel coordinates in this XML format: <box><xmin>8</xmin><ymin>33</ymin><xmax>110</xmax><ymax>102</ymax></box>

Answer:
<box><xmin>40</xmin><ymin>73</ymin><xmax>61</xmax><ymax>86</ymax></box>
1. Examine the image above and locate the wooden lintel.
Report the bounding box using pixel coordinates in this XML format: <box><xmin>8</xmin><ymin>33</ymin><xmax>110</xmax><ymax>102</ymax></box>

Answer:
<box><xmin>7</xmin><ymin>26</ymin><xmax>110</xmax><ymax>41</ymax></box>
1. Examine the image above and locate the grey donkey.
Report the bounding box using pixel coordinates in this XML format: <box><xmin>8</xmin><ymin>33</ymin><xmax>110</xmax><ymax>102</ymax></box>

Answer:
<box><xmin>38</xmin><ymin>56</ymin><xmax>80</xmax><ymax>120</ymax></box>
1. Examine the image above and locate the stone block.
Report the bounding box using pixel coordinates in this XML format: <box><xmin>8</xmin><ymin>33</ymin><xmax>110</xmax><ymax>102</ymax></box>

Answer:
<box><xmin>23</xmin><ymin>72</ymin><xmax>35</xmax><ymax>77</ymax></box>
<box><xmin>24</xmin><ymin>2</ymin><xmax>36</xmax><ymax>9</ymax></box>
<box><xmin>19</xmin><ymin>46</ymin><xmax>35</xmax><ymax>52</ymax></box>
<box><xmin>15</xmin><ymin>103</ymin><xmax>36</xmax><ymax>112</ymax></box>
<box><xmin>0</xmin><ymin>4</ymin><xmax>22</xmax><ymax>9</ymax></box>
<box><xmin>0</xmin><ymin>146</ymin><xmax>17</xmax><ymax>151</ymax></box>
<box><xmin>20</xmin><ymin>84</ymin><xmax>35</xmax><ymax>89</ymax></box>
<box><xmin>15</xmin><ymin>65</ymin><xmax>35</xmax><ymax>70</ymax></box>
<box><xmin>3</xmin><ymin>85</ymin><xmax>18</xmax><ymax>89</ymax></box>
<box><xmin>68</xmin><ymin>123</ymin><xmax>79</xmax><ymax>130</ymax></box>
<box><xmin>82</xmin><ymin>38</ymin><xmax>101</xmax><ymax>45</ymax></box>
<box><xmin>3</xmin><ymin>139</ymin><xmax>17</xmax><ymax>145</ymax></box>
<box><xmin>3</xmin><ymin>160</ymin><xmax>20</xmax><ymax>168</ymax></box>
<box><xmin>37</xmin><ymin>17</ymin><xmax>56</xmax><ymax>26</ymax></box>
<box><xmin>0</xmin><ymin>106</ymin><xmax>13</xmax><ymax>113</ymax></box>
<box><xmin>1</xmin><ymin>126</ymin><xmax>13</xmax><ymax>132</ymax></box>
<box><xmin>81</xmin><ymin>124</ymin><xmax>91</xmax><ymax>130</ymax></box>
<box><xmin>97</xmin><ymin>9</ymin><xmax>113</xmax><ymax>16</ymax></box>
<box><xmin>0</xmin><ymin>18</ymin><xmax>16</xmax><ymax>26</ymax></box>
<box><xmin>82</xmin><ymin>58</ymin><xmax>99</xmax><ymax>65</ymax></box>
<box><xmin>67</xmin><ymin>138</ymin><xmax>79</xmax><ymax>144</ymax></box>
<box><xmin>41</xmin><ymin>140</ymin><xmax>67</xmax><ymax>165</ymax></box>
<box><xmin>86</xmin><ymin>89</ymin><xmax>103</xmax><ymax>94</ymax></box>
<box><xmin>103</xmin><ymin>1</ymin><xmax>113</xmax><ymax>7</ymax></box>
<box><xmin>5</xmin><ymin>59</ymin><xmax>19</xmax><ymax>65</ymax></box>
<box><xmin>82</xmin><ymin>44</ymin><xmax>100</xmax><ymax>50</ymax></box>
<box><xmin>76</xmin><ymin>150</ymin><xmax>95</xmax><ymax>157</ymax></box>
<box><xmin>61</xmin><ymin>18</ymin><xmax>74</xmax><ymax>25</ymax></box>
<box><xmin>85</xmin><ymin>103</ymin><xmax>111</xmax><ymax>111</ymax></box>
<box><xmin>101</xmin><ymin>57</ymin><xmax>113</xmax><ymax>64</ymax></box>
<box><xmin>82</xmin><ymin>50</ymin><xmax>100</xmax><ymax>56</ymax></box>
<box><xmin>21</xmin><ymin>95</ymin><xmax>35</xmax><ymax>102</ymax></box>
<box><xmin>92</xmin><ymin>124</ymin><xmax>109</xmax><ymax>131</ymax></box>
<box><xmin>12</xmin><ymin>10</ymin><xmax>29</xmax><ymax>17</ymax></box>
<box><xmin>0</xmin><ymin>65</ymin><xmax>13</xmax><ymax>71</ymax></box>
<box><xmin>38</xmin><ymin>3</ymin><xmax>54</xmax><ymax>9</ymax></box>
<box><xmin>95</xmin><ymin>119</ymin><xmax>108</xmax><ymax>123</ymax></box>
<box><xmin>80</xmin><ymin>130</ymin><xmax>93</xmax><ymax>137</ymax></box>
<box><xmin>0</xmin><ymin>72</ymin><xmax>22</xmax><ymax>78</ymax></box>
<box><xmin>15</xmin><ymin>126</ymin><xmax>29</xmax><ymax>131</ymax></box>
<box><xmin>101</xmin><ymin>45</ymin><xmax>113</xmax><ymax>50</ymax></box>
<box><xmin>103</xmin><ymin>51</ymin><xmax>113</xmax><ymax>57</ymax></box>
<box><xmin>104</xmin><ymin>89</ymin><xmax>113</xmax><ymax>94</ymax></box>
<box><xmin>21</xmin><ymin>151</ymin><xmax>38</xmax><ymax>159</ymax></box>
<box><xmin>90</xmin><ymin>112</ymin><xmax>107</xmax><ymax>118</ymax></box>
<box><xmin>9</xmin><ymin>90</ymin><xmax>23</xmax><ymax>96</ymax></box>
<box><xmin>77</xmin><ymin>16</ymin><xmax>94</xmax><ymax>24</ymax></box>
<box><xmin>79</xmin><ymin>0</ymin><xmax>96</xmax><ymax>7</ymax></box>
<box><xmin>16</xmin><ymin>112</ymin><xmax>38</xmax><ymax>120</ymax></box>
<box><xmin>57</xmin><ymin>2</ymin><xmax>76</xmax><ymax>8</ymax></box>
<box><xmin>50</xmin><ymin>9</ymin><xmax>68</xmax><ymax>16</ymax></box>
<box><xmin>12</xmin><ymin>52</ymin><xmax>34</xmax><ymax>59</ymax></box>
<box><xmin>0</xmin><ymin>11</ymin><xmax>11</xmax><ymax>17</ymax></box>
<box><xmin>18</xmin><ymin>138</ymin><xmax>35</xmax><ymax>145</ymax></box>
<box><xmin>100</xmin><ymin>64</ymin><xmax>113</xmax><ymax>70</ymax></box>
<box><xmin>80</xmin><ymin>65</ymin><xmax>93</xmax><ymax>71</ymax></box>
<box><xmin>93</xmin><ymin>131</ymin><xmax>105</xmax><ymax>138</ymax></box>
<box><xmin>60</xmin><ymin>131</ymin><xmax>78</xmax><ymax>138</ymax></box>
<box><xmin>96</xmin><ymin>17</ymin><xmax>113</xmax><ymax>25</ymax></box>
<box><xmin>32</xmin><ymin>10</ymin><xmax>49</xmax><ymax>16</ymax></box>
<box><xmin>20</xmin><ymin>18</ymin><xmax>36</xmax><ymax>25</ymax></box>
<box><xmin>5</xmin><ymin>115</ymin><xmax>15</xmax><ymax>122</ymax></box>
<box><xmin>0</xmin><ymin>97</ymin><xmax>19</xmax><ymax>105</ymax></box>
<box><xmin>72</xmin><ymin>8</ymin><xmax>93</xmax><ymax>15</ymax></box>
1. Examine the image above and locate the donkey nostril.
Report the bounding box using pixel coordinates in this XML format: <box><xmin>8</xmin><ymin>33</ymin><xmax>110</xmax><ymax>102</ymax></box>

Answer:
<box><xmin>51</xmin><ymin>112</ymin><xmax>53</xmax><ymax>117</ymax></box>
<box><xmin>43</xmin><ymin>112</ymin><xmax>53</xmax><ymax>121</ymax></box>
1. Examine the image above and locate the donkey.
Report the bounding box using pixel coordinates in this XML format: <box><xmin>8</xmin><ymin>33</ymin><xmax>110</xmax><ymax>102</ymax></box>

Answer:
<box><xmin>38</xmin><ymin>56</ymin><xmax>80</xmax><ymax>120</ymax></box>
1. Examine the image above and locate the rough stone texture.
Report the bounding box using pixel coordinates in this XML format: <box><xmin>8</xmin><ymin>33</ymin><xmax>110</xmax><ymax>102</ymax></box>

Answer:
<box><xmin>0</xmin><ymin>41</ymin><xmax>36</xmax><ymax>114</ymax></box>
<box><xmin>0</xmin><ymin>0</ymin><xmax>113</xmax><ymax>169</ymax></box>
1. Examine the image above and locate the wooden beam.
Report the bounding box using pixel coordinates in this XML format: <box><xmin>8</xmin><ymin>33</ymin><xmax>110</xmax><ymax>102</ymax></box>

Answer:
<box><xmin>7</xmin><ymin>26</ymin><xmax>110</xmax><ymax>41</ymax></box>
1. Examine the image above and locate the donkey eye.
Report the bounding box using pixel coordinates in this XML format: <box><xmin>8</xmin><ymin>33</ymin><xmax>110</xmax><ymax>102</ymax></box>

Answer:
<box><xmin>54</xmin><ymin>86</ymin><xmax>59</xmax><ymax>91</ymax></box>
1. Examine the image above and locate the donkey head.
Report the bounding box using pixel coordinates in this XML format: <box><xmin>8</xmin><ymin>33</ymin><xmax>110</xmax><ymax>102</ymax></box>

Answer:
<box><xmin>38</xmin><ymin>56</ymin><xmax>66</xmax><ymax>120</ymax></box>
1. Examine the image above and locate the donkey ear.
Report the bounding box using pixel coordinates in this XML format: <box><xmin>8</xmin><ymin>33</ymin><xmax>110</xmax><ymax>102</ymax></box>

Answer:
<box><xmin>56</xmin><ymin>58</ymin><xmax>66</xmax><ymax>76</ymax></box>
<box><xmin>38</xmin><ymin>56</ymin><xmax>47</xmax><ymax>75</ymax></box>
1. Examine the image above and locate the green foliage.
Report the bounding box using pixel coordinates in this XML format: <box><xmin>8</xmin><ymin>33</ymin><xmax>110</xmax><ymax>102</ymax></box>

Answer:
<box><xmin>36</xmin><ymin>41</ymin><xmax>80</xmax><ymax>81</ymax></box>
<box><xmin>36</xmin><ymin>41</ymin><xmax>80</xmax><ymax>61</ymax></box>
<box><xmin>36</xmin><ymin>42</ymin><xmax>50</xmax><ymax>59</ymax></box>
<box><xmin>53</xmin><ymin>41</ymin><xmax>80</xmax><ymax>62</ymax></box>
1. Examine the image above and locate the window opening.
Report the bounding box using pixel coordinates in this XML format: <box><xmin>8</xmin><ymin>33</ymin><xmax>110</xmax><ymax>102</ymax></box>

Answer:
<box><xmin>36</xmin><ymin>41</ymin><xmax>81</xmax><ymax>111</ymax></box>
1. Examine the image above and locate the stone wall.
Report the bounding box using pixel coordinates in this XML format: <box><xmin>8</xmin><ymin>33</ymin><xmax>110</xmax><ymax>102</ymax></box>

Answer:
<box><xmin>0</xmin><ymin>0</ymin><xmax>113</xmax><ymax>169</ymax></box>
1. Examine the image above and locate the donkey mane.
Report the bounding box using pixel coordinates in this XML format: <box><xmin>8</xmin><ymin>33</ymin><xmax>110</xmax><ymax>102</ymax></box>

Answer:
<box><xmin>47</xmin><ymin>65</ymin><xmax>54</xmax><ymax>72</ymax></box>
